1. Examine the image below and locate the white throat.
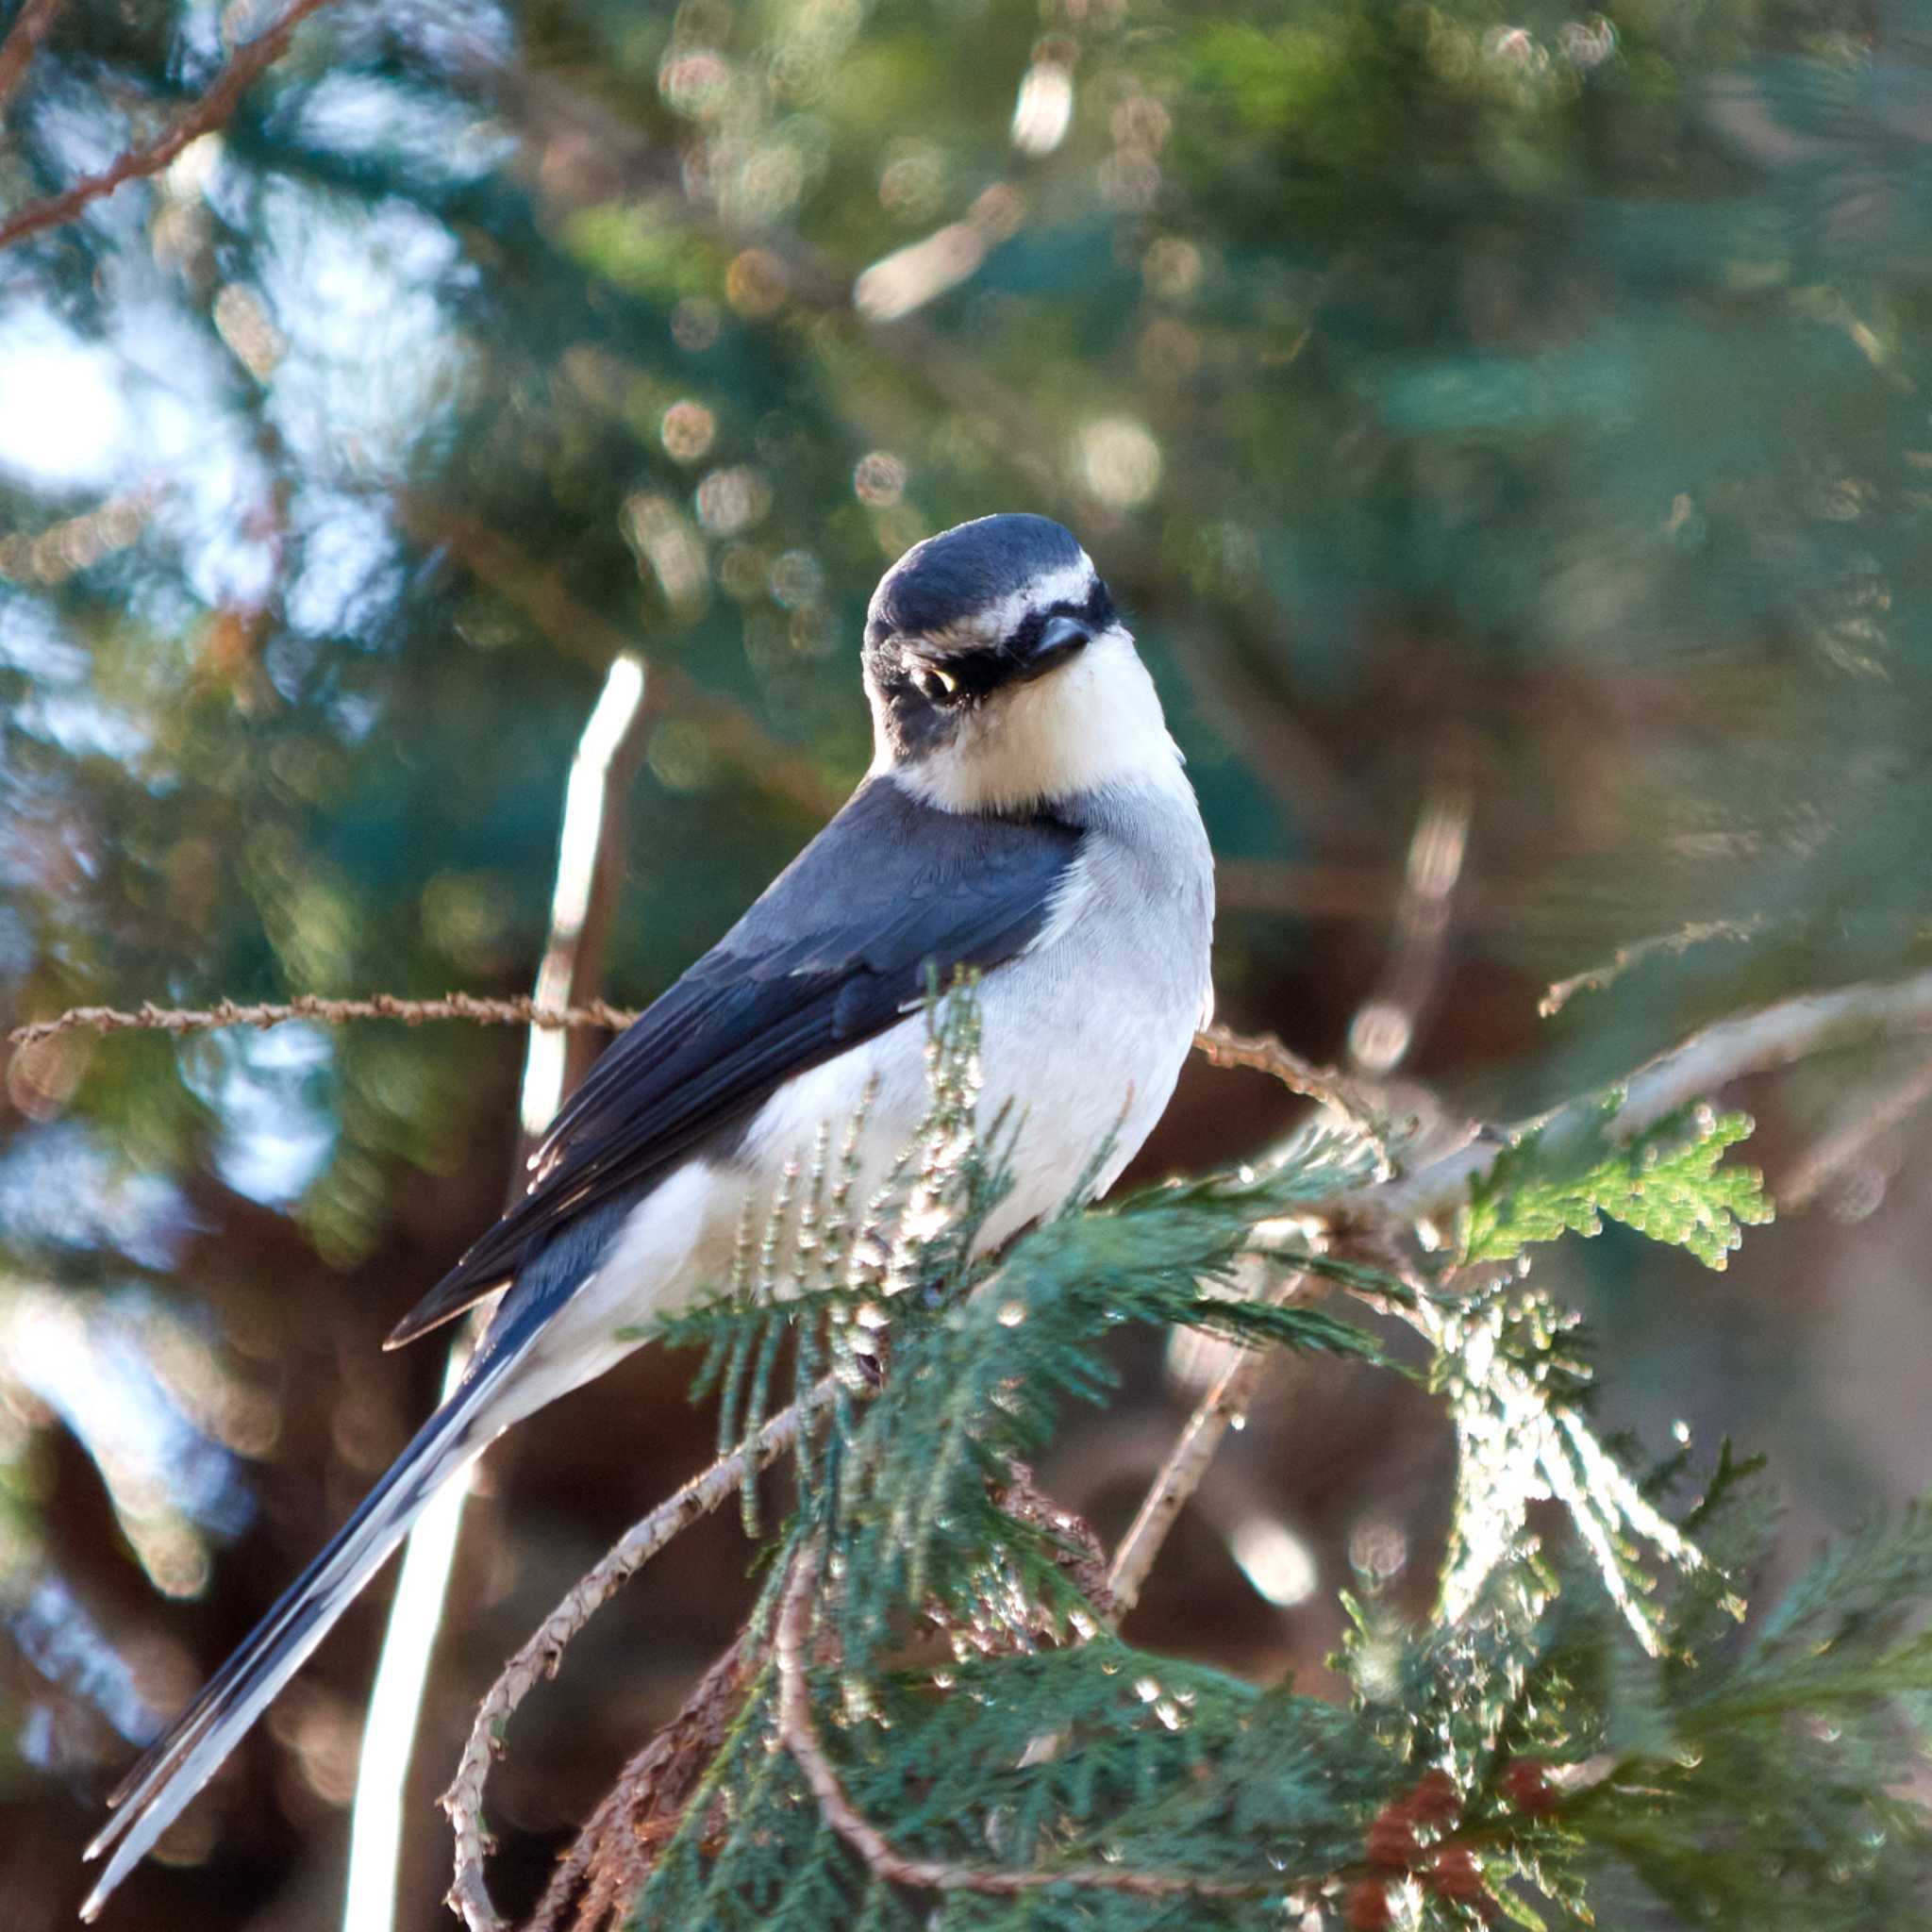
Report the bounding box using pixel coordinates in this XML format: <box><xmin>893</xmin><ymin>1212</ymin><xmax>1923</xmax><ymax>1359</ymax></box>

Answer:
<box><xmin>875</xmin><ymin>626</ymin><xmax>1187</xmax><ymax>814</ymax></box>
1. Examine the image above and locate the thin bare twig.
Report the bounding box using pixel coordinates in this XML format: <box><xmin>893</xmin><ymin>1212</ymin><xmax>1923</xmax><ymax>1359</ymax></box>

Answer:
<box><xmin>1106</xmin><ymin>1270</ymin><xmax>1313</xmax><ymax>1619</ymax></box>
<box><xmin>1539</xmin><ymin>917</ymin><xmax>1767</xmax><ymax>1017</ymax></box>
<box><xmin>774</xmin><ymin>1539</ymin><xmax>1263</xmax><ymax>1902</ymax></box>
<box><xmin>0</xmin><ymin>0</ymin><xmax>66</xmax><ymax>118</ymax></box>
<box><xmin>994</xmin><ymin>1462</ymin><xmax>1118</xmax><ymax>1624</ymax></box>
<box><xmin>25</xmin><ymin>973</ymin><xmax>1932</xmax><ymax>1211</ymax></box>
<box><xmin>0</xmin><ymin>0</ymin><xmax>341</xmax><ymax>253</ymax></box>
<box><xmin>6</xmin><ymin>992</ymin><xmax>641</xmax><ymax>1050</ymax></box>
<box><xmin>1194</xmin><ymin>1022</ymin><xmax>1396</xmax><ymax>1173</ymax></box>
<box><xmin>16</xmin><ymin>1000</ymin><xmax>1393</xmax><ymax>1171</ymax></box>
<box><xmin>442</xmin><ymin>1379</ymin><xmax>842</xmax><ymax>1932</ymax></box>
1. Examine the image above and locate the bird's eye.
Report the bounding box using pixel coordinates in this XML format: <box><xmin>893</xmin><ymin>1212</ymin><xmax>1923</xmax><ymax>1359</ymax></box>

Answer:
<box><xmin>912</xmin><ymin>664</ymin><xmax>959</xmax><ymax>703</ymax></box>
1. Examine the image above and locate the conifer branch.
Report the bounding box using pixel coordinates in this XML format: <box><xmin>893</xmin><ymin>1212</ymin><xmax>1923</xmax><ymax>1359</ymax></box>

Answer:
<box><xmin>1356</xmin><ymin>963</ymin><xmax>1932</xmax><ymax>1234</ymax></box>
<box><xmin>441</xmin><ymin>1379</ymin><xmax>843</xmax><ymax>1932</ymax></box>
<box><xmin>0</xmin><ymin>0</ymin><xmax>341</xmax><ymax>253</ymax></box>
<box><xmin>773</xmin><ymin>1539</ymin><xmax>1265</xmax><ymax>1903</ymax></box>
<box><xmin>1119</xmin><ymin>964</ymin><xmax>1932</xmax><ymax>1622</ymax></box>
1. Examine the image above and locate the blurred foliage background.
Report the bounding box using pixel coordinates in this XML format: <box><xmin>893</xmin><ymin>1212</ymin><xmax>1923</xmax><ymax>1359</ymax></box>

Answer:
<box><xmin>5</xmin><ymin>0</ymin><xmax>1932</xmax><ymax>1924</ymax></box>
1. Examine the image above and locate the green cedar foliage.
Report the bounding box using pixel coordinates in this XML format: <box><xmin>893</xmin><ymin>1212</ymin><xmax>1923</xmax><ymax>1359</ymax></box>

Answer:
<box><xmin>602</xmin><ymin>989</ymin><xmax>1932</xmax><ymax>1930</ymax></box>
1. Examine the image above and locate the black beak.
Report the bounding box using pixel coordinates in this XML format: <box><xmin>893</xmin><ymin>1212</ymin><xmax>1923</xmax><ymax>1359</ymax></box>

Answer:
<box><xmin>1016</xmin><ymin>613</ymin><xmax>1091</xmax><ymax>682</ymax></box>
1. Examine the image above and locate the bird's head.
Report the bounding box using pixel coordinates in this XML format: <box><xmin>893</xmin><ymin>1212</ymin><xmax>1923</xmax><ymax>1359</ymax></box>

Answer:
<box><xmin>861</xmin><ymin>513</ymin><xmax>1183</xmax><ymax>814</ymax></box>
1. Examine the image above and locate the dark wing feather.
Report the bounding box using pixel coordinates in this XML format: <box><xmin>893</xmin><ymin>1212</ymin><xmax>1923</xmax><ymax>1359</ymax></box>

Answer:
<box><xmin>385</xmin><ymin>778</ymin><xmax>1080</xmax><ymax>1346</ymax></box>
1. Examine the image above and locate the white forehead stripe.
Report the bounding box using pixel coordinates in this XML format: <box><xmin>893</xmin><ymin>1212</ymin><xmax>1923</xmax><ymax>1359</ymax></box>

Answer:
<box><xmin>974</xmin><ymin>555</ymin><xmax>1097</xmax><ymax>640</ymax></box>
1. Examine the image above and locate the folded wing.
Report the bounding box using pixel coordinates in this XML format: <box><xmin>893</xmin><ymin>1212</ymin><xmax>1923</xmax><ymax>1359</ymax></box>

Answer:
<box><xmin>386</xmin><ymin>777</ymin><xmax>1082</xmax><ymax>1346</ymax></box>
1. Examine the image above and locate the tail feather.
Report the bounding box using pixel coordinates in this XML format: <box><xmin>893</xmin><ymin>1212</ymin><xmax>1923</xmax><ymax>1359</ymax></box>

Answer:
<box><xmin>79</xmin><ymin>1353</ymin><xmax>512</xmax><ymax>1921</ymax></box>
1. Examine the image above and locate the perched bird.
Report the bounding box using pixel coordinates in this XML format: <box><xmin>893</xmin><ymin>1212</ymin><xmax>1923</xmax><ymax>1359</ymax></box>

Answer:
<box><xmin>82</xmin><ymin>512</ymin><xmax>1215</xmax><ymax>1916</ymax></box>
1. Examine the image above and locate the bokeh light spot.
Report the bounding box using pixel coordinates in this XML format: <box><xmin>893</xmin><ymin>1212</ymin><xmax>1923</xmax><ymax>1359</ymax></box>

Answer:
<box><xmin>660</xmin><ymin>399</ymin><xmax>717</xmax><ymax>463</ymax></box>
<box><xmin>1011</xmin><ymin>62</ymin><xmax>1074</xmax><ymax>157</ymax></box>
<box><xmin>1074</xmin><ymin>416</ymin><xmax>1162</xmax><ymax>508</ymax></box>
<box><xmin>853</xmin><ymin>450</ymin><xmax>908</xmax><ymax>508</ymax></box>
<box><xmin>694</xmin><ymin>465</ymin><xmax>772</xmax><ymax>536</ymax></box>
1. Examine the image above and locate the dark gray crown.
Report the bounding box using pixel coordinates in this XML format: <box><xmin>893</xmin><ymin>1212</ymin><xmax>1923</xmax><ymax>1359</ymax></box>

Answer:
<box><xmin>866</xmin><ymin>513</ymin><xmax>1092</xmax><ymax>642</ymax></box>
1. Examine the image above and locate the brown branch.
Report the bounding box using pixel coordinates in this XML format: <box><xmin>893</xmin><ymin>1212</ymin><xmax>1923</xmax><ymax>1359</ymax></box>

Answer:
<box><xmin>1106</xmin><ymin>1268</ymin><xmax>1313</xmax><ymax>1619</ymax></box>
<box><xmin>0</xmin><ymin>0</ymin><xmax>66</xmax><ymax>118</ymax></box>
<box><xmin>0</xmin><ymin>0</ymin><xmax>341</xmax><ymax>253</ymax></box>
<box><xmin>6</xmin><ymin>992</ymin><xmax>641</xmax><ymax>1050</ymax></box>
<box><xmin>1538</xmin><ymin>917</ymin><xmax>1767</xmax><ymax>1018</ymax></box>
<box><xmin>994</xmin><ymin>1462</ymin><xmax>1117</xmax><ymax>1624</ymax></box>
<box><xmin>1194</xmin><ymin>1022</ymin><xmax>1397</xmax><ymax>1174</ymax></box>
<box><xmin>774</xmin><ymin>1539</ymin><xmax>1261</xmax><ymax>1902</ymax></box>
<box><xmin>442</xmin><ymin>1379</ymin><xmax>844</xmax><ymax>1932</ymax></box>
<box><xmin>14</xmin><ymin>998</ymin><xmax>1385</xmax><ymax>1169</ymax></box>
<box><xmin>525</xmin><ymin>1639</ymin><xmax>754</xmax><ymax>1932</ymax></box>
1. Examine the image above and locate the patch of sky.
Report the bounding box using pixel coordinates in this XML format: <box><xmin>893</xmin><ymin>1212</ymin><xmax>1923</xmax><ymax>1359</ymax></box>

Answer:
<box><xmin>275</xmin><ymin>71</ymin><xmax>517</xmax><ymax>187</ymax></box>
<box><xmin>108</xmin><ymin>294</ymin><xmax>280</xmax><ymax>613</ymax></box>
<box><xmin>0</xmin><ymin>313</ymin><xmax>137</xmax><ymax>492</ymax></box>
<box><xmin>0</xmin><ymin>594</ymin><xmax>89</xmax><ymax>682</ymax></box>
<box><xmin>283</xmin><ymin>488</ymin><xmax>406</xmax><ymax>641</ymax></box>
<box><xmin>0</xmin><ymin>1124</ymin><xmax>192</xmax><ymax>1270</ymax></box>
<box><xmin>257</xmin><ymin>184</ymin><xmax>476</xmax><ymax>484</ymax></box>
<box><xmin>178</xmin><ymin>1023</ymin><xmax>339</xmax><ymax>1208</ymax></box>
<box><xmin>3</xmin><ymin>1286</ymin><xmax>252</xmax><ymax>1543</ymax></box>
<box><xmin>8</xmin><ymin>1576</ymin><xmax>159</xmax><ymax>1745</ymax></box>
<box><xmin>8</xmin><ymin>690</ymin><xmax>153</xmax><ymax>762</ymax></box>
<box><xmin>382</xmin><ymin>0</ymin><xmax>520</xmax><ymax>75</ymax></box>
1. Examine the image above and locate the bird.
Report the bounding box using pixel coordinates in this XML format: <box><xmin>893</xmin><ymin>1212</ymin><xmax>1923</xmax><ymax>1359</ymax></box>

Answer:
<box><xmin>81</xmin><ymin>511</ymin><xmax>1215</xmax><ymax>1917</ymax></box>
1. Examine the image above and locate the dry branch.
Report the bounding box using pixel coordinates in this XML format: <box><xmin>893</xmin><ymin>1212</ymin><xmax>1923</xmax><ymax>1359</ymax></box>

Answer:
<box><xmin>0</xmin><ymin>0</ymin><xmax>66</xmax><ymax>118</ymax></box>
<box><xmin>6</xmin><ymin>992</ymin><xmax>640</xmax><ymax>1049</ymax></box>
<box><xmin>11</xmin><ymin>1000</ymin><xmax>1389</xmax><ymax>1157</ymax></box>
<box><xmin>0</xmin><ymin>0</ymin><xmax>340</xmax><ymax>252</ymax></box>
<box><xmin>1194</xmin><ymin>1022</ymin><xmax>1396</xmax><ymax>1171</ymax></box>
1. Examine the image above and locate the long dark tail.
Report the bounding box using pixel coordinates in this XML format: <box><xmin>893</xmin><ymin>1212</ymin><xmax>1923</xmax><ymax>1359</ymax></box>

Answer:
<box><xmin>80</xmin><ymin>1348</ymin><xmax>516</xmax><ymax>1920</ymax></box>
